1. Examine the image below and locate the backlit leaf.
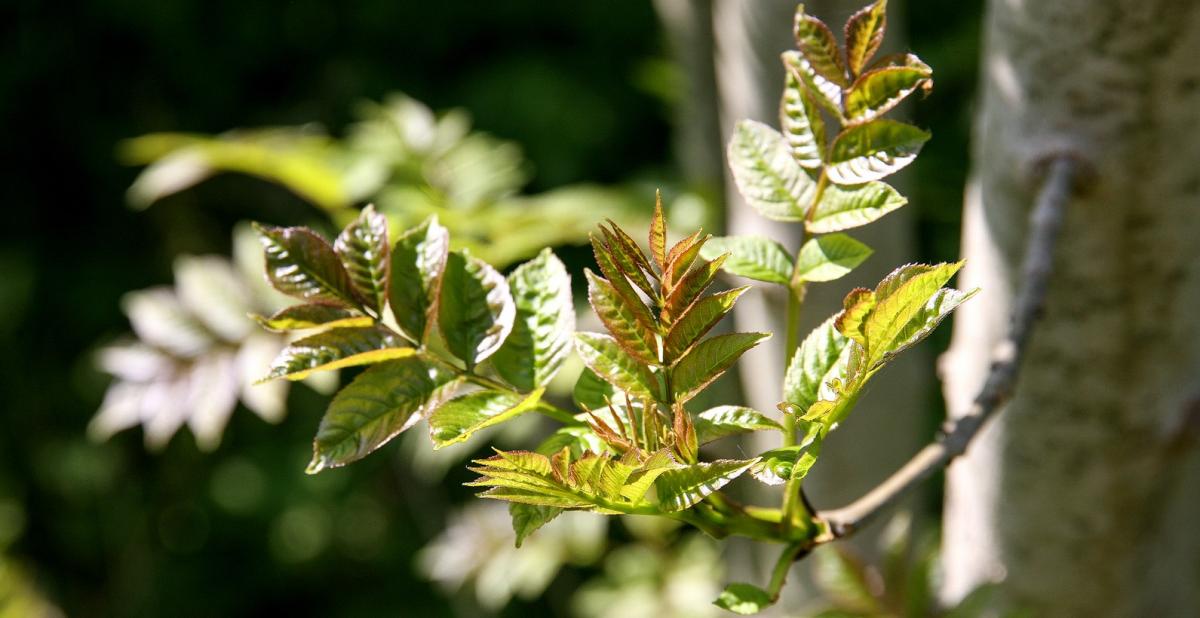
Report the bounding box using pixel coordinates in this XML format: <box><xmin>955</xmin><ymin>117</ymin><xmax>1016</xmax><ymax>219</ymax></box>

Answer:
<box><xmin>793</xmin><ymin>5</ymin><xmax>847</xmax><ymax>86</ymax></box>
<box><xmin>591</xmin><ymin>233</ymin><xmax>660</xmax><ymax>332</ymax></box>
<box><xmin>728</xmin><ymin>120</ymin><xmax>817</xmax><ymax>222</ymax></box>
<box><xmin>780</xmin><ymin>68</ymin><xmax>825</xmax><ymax>169</ymax></box>
<box><xmin>664</xmin><ymin>287</ymin><xmax>748</xmax><ymax>359</ymax></box>
<box><xmin>844</xmin><ymin>0</ymin><xmax>888</xmax><ymax>76</ymax></box>
<box><xmin>863</xmin><ymin>262</ymin><xmax>962</xmax><ymax>366</ymax></box>
<box><xmin>784</xmin><ymin>315</ymin><xmax>851</xmax><ymax>410</ymax></box>
<box><xmin>782</xmin><ymin>50</ymin><xmax>843</xmax><ymax>117</ymax></box>
<box><xmin>807</xmin><ymin>180</ymin><xmax>907</xmax><ymax>234</ymax></box>
<box><xmin>253</xmin><ymin>303</ymin><xmax>371</xmax><ymax>332</ymax></box>
<box><xmin>307</xmin><ymin>357</ymin><xmax>457</xmax><ymax>472</ymax></box>
<box><xmin>574</xmin><ymin>332</ymin><xmax>658</xmax><ymax>400</ymax></box>
<box><xmin>664</xmin><ymin>230</ymin><xmax>708</xmax><ymax>291</ymax></box>
<box><xmin>876</xmin><ymin>282</ymin><xmax>977</xmax><ymax>365</ymax></box>
<box><xmin>715</xmin><ymin>583</ymin><xmax>775</xmax><ymax>615</ymax></box>
<box><xmin>429</xmin><ymin>388</ymin><xmax>545</xmax><ymax>448</ymax></box>
<box><xmin>255</xmin><ymin>224</ymin><xmax>360</xmax><ymax>307</ymax></box>
<box><xmin>827</xmin><ymin>120</ymin><xmax>930</xmax><ymax>184</ymax></box>
<box><xmin>836</xmin><ymin>288</ymin><xmax>876</xmax><ymax>348</ymax></box>
<box><xmin>263</xmin><ymin>325</ymin><xmax>414</xmax><ymax>381</ymax></box>
<box><xmin>662</xmin><ymin>254</ymin><xmax>726</xmax><ymax>325</ymax></box>
<box><xmin>389</xmin><ymin>216</ymin><xmax>450</xmax><ymax>343</ymax></box>
<box><xmin>334</xmin><ymin>204</ymin><xmax>390</xmax><ymax>314</ymax></box>
<box><xmin>649</xmin><ymin>193</ymin><xmax>668</xmax><ymax>271</ymax></box>
<box><xmin>794</xmin><ymin>233</ymin><xmax>873</xmax><ymax>282</ymax></box>
<box><xmin>672</xmin><ymin>332</ymin><xmax>770</xmax><ymax>402</ymax></box>
<box><xmin>494</xmin><ymin>249</ymin><xmax>575</xmax><ymax>391</ymax></box>
<box><xmin>845</xmin><ymin>62</ymin><xmax>931</xmax><ymax>124</ymax></box>
<box><xmin>573</xmin><ymin>368</ymin><xmax>618</xmax><ymax>412</ymax></box>
<box><xmin>701</xmin><ymin>236</ymin><xmax>793</xmax><ymax>285</ymax></box>
<box><xmin>655</xmin><ymin>459</ymin><xmax>757</xmax><ymax>512</ymax></box>
<box><xmin>510</xmin><ymin>503</ymin><xmax>563</xmax><ymax>548</ymax></box>
<box><xmin>601</xmin><ymin>223</ymin><xmax>658</xmax><ymax>297</ymax></box>
<box><xmin>586</xmin><ymin>269</ymin><xmax>659</xmax><ymax>364</ymax></box>
<box><xmin>694</xmin><ymin>406</ymin><xmax>783</xmax><ymax>445</ymax></box>
<box><xmin>438</xmin><ymin>251</ymin><xmax>515</xmax><ymax>368</ymax></box>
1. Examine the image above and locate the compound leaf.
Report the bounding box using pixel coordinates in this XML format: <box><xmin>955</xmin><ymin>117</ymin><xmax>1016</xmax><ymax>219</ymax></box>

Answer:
<box><xmin>664</xmin><ymin>287</ymin><xmax>748</xmax><ymax>359</ymax></box>
<box><xmin>672</xmin><ymin>332</ymin><xmax>770</xmax><ymax>403</ymax></box>
<box><xmin>255</xmin><ymin>224</ymin><xmax>360</xmax><ymax>307</ymax></box>
<box><xmin>795</xmin><ymin>233</ymin><xmax>873</xmax><ymax>282</ymax></box>
<box><xmin>793</xmin><ymin>5</ymin><xmax>847</xmax><ymax>86</ymax></box>
<box><xmin>808</xmin><ymin>180</ymin><xmax>907</xmax><ymax>234</ymax></box>
<box><xmin>253</xmin><ymin>303</ymin><xmax>372</xmax><ymax>332</ymax></box>
<box><xmin>784</xmin><ymin>315</ymin><xmax>851</xmax><ymax>411</ymax></box>
<box><xmin>574</xmin><ymin>332</ymin><xmax>657</xmax><ymax>400</ymax></box>
<box><xmin>781</xmin><ymin>68</ymin><xmax>825</xmax><ymax>169</ymax></box>
<box><xmin>429</xmin><ymin>388</ymin><xmax>545</xmax><ymax>449</ymax></box>
<box><xmin>334</xmin><ymin>204</ymin><xmax>390</xmax><ymax>314</ymax></box>
<box><xmin>494</xmin><ymin>249</ymin><xmax>575</xmax><ymax>391</ymax></box>
<box><xmin>439</xmin><ymin>250</ymin><xmax>515</xmax><ymax>369</ymax></box>
<box><xmin>715</xmin><ymin>583</ymin><xmax>775</xmax><ymax>615</ymax></box>
<box><xmin>694</xmin><ymin>406</ymin><xmax>783</xmax><ymax>445</ymax></box>
<box><xmin>845</xmin><ymin>61</ymin><xmax>932</xmax><ymax>124</ymax></box>
<box><xmin>510</xmin><ymin>503</ymin><xmax>563</xmax><ymax>548</ymax></box>
<box><xmin>827</xmin><ymin>119</ymin><xmax>930</xmax><ymax>185</ymax></box>
<box><xmin>655</xmin><ymin>459</ymin><xmax>757</xmax><ymax>512</ymax></box>
<box><xmin>263</xmin><ymin>325</ymin><xmax>413</xmax><ymax>381</ymax></box>
<box><xmin>728</xmin><ymin>120</ymin><xmax>817</xmax><ymax>222</ymax></box>
<box><xmin>586</xmin><ymin>269</ymin><xmax>659</xmax><ymax>365</ymax></box>
<box><xmin>844</xmin><ymin>0</ymin><xmax>888</xmax><ymax>76</ymax></box>
<box><xmin>701</xmin><ymin>235</ymin><xmax>793</xmax><ymax>285</ymax></box>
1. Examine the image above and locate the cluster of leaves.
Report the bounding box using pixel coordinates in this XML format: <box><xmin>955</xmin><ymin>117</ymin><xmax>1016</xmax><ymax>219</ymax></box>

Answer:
<box><xmin>121</xmin><ymin>93</ymin><xmax>646</xmax><ymax>267</ymax></box>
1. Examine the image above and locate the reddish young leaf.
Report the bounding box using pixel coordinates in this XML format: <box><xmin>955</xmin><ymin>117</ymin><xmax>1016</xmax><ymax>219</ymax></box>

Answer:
<box><xmin>662</xmin><ymin>253</ymin><xmax>728</xmax><ymax>325</ymax></box>
<box><xmin>649</xmin><ymin>192</ymin><xmax>668</xmax><ymax>272</ymax></box>
<box><xmin>586</xmin><ymin>269</ymin><xmax>660</xmax><ymax>365</ymax></box>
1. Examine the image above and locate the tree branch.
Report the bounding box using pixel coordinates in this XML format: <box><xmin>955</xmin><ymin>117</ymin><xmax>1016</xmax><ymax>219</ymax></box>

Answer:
<box><xmin>818</xmin><ymin>155</ymin><xmax>1083</xmax><ymax>539</ymax></box>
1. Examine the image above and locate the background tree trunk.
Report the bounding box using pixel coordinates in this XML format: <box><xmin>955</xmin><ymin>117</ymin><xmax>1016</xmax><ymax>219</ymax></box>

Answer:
<box><xmin>941</xmin><ymin>1</ymin><xmax>1200</xmax><ymax>614</ymax></box>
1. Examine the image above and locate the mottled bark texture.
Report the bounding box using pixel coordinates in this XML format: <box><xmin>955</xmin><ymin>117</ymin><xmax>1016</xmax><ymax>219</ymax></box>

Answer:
<box><xmin>942</xmin><ymin>1</ymin><xmax>1200</xmax><ymax>615</ymax></box>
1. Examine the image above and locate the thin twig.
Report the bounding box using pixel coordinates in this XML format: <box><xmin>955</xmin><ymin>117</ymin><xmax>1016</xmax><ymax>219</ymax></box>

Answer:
<box><xmin>818</xmin><ymin>155</ymin><xmax>1082</xmax><ymax>539</ymax></box>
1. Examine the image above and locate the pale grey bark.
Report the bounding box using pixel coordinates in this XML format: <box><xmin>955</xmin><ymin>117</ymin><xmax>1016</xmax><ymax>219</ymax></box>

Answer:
<box><xmin>942</xmin><ymin>1</ymin><xmax>1200</xmax><ymax>615</ymax></box>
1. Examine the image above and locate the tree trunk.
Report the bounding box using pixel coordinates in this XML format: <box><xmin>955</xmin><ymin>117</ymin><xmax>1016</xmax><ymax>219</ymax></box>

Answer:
<box><xmin>941</xmin><ymin>1</ymin><xmax>1200</xmax><ymax>615</ymax></box>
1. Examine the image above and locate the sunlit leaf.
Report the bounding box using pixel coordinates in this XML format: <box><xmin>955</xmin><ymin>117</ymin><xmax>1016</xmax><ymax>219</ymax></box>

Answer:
<box><xmin>601</xmin><ymin>222</ymin><xmax>658</xmax><ymax>296</ymax></box>
<box><xmin>586</xmin><ymin>269</ymin><xmax>659</xmax><ymax>365</ymax></box>
<box><xmin>844</xmin><ymin>0</ymin><xmax>888</xmax><ymax>76</ymax></box>
<box><xmin>694</xmin><ymin>406</ymin><xmax>783</xmax><ymax>445</ymax></box>
<box><xmin>307</xmin><ymin>356</ymin><xmax>458</xmax><ymax>472</ymax></box>
<box><xmin>784</xmin><ymin>315</ymin><xmax>851</xmax><ymax>411</ymax></box>
<box><xmin>573</xmin><ymin>368</ymin><xmax>618</xmax><ymax>412</ymax></box>
<box><xmin>672</xmin><ymin>332</ymin><xmax>770</xmax><ymax>403</ymax></box>
<box><xmin>510</xmin><ymin>503</ymin><xmax>563</xmax><ymax>548</ymax></box>
<box><xmin>439</xmin><ymin>250</ymin><xmax>516</xmax><ymax>369</ymax></box>
<box><xmin>591</xmin><ymin>233</ymin><xmax>660</xmax><ymax>332</ymax></box>
<box><xmin>827</xmin><ymin>120</ymin><xmax>930</xmax><ymax>184</ymax></box>
<box><xmin>655</xmin><ymin>459</ymin><xmax>757</xmax><ymax>512</ymax></box>
<box><xmin>122</xmin><ymin>287</ymin><xmax>213</xmax><ymax>357</ymax></box>
<box><xmin>574</xmin><ymin>332</ymin><xmax>658</xmax><ymax>400</ymax></box>
<box><xmin>782</xmin><ymin>50</ymin><xmax>843</xmax><ymax>117</ymax></box>
<box><xmin>807</xmin><ymin>181</ymin><xmax>907</xmax><ymax>234</ymax></box>
<box><xmin>494</xmin><ymin>249</ymin><xmax>575</xmax><ymax>391</ymax></box>
<box><xmin>701</xmin><ymin>235</ymin><xmax>793</xmax><ymax>285</ymax></box>
<box><xmin>335</xmin><ymin>204</ymin><xmax>390</xmax><ymax>314</ymax></box>
<box><xmin>389</xmin><ymin>216</ymin><xmax>450</xmax><ymax>343</ymax></box>
<box><xmin>749</xmin><ymin>425</ymin><xmax>821</xmax><ymax>485</ymax></box>
<box><xmin>253</xmin><ymin>303</ymin><xmax>372</xmax><ymax>332</ymax></box>
<box><xmin>262</xmin><ymin>325</ymin><xmax>414</xmax><ymax>381</ymax></box>
<box><xmin>662</xmin><ymin>253</ymin><xmax>726</xmax><ymax>324</ymax></box>
<box><xmin>429</xmin><ymin>388</ymin><xmax>545</xmax><ymax>448</ymax></box>
<box><xmin>793</xmin><ymin>5</ymin><xmax>847</xmax><ymax>86</ymax></box>
<box><xmin>835</xmin><ymin>287</ymin><xmax>876</xmax><ymax>348</ymax></box>
<box><xmin>254</xmin><ymin>224</ymin><xmax>360</xmax><ymax>307</ymax></box>
<box><xmin>664</xmin><ymin>230</ymin><xmax>709</xmax><ymax>291</ymax></box>
<box><xmin>664</xmin><ymin>287</ymin><xmax>748</xmax><ymax>359</ymax></box>
<box><xmin>715</xmin><ymin>582</ymin><xmax>775</xmax><ymax>615</ymax></box>
<box><xmin>795</xmin><ymin>233</ymin><xmax>873</xmax><ymax>282</ymax></box>
<box><xmin>174</xmin><ymin>255</ymin><xmax>254</xmax><ymax>342</ymax></box>
<box><xmin>781</xmin><ymin>68</ymin><xmax>825</xmax><ymax>169</ymax></box>
<box><xmin>649</xmin><ymin>193</ymin><xmax>668</xmax><ymax>271</ymax></box>
<box><xmin>728</xmin><ymin>120</ymin><xmax>817</xmax><ymax>222</ymax></box>
<box><xmin>863</xmin><ymin>262</ymin><xmax>962</xmax><ymax>366</ymax></box>
<box><xmin>845</xmin><ymin>62</ymin><xmax>931</xmax><ymax>124</ymax></box>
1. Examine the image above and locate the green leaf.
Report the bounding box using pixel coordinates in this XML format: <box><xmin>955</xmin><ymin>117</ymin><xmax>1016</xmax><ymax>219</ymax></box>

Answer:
<box><xmin>537</xmin><ymin>425</ymin><xmax>610</xmax><ymax>458</ymax></box>
<box><xmin>700</xmin><ymin>236</ymin><xmax>793</xmax><ymax>285</ymax></box>
<box><xmin>813</xmin><ymin>546</ymin><xmax>881</xmax><ymax>614</ymax></box>
<box><xmin>784</xmin><ymin>315</ymin><xmax>851</xmax><ymax>410</ymax></box>
<box><xmin>253</xmin><ymin>303</ymin><xmax>372</xmax><ymax>332</ymax></box>
<box><xmin>793</xmin><ymin>5</ymin><xmax>847</xmax><ymax>86</ymax></box>
<box><xmin>263</xmin><ymin>326</ymin><xmax>414</xmax><ymax>381</ymax></box>
<box><xmin>727</xmin><ymin>120</ymin><xmax>817</xmax><ymax>222</ymax></box>
<box><xmin>862</xmin><ymin>262</ymin><xmax>963</xmax><ymax>367</ymax></box>
<box><xmin>835</xmin><ymin>288</ymin><xmax>876</xmax><ymax>348</ymax></box>
<box><xmin>695</xmin><ymin>406</ymin><xmax>783</xmax><ymax>445</ymax></box>
<box><xmin>493</xmin><ymin>249</ymin><xmax>575</xmax><ymax>391</ymax></box>
<box><xmin>334</xmin><ymin>204</ymin><xmax>390</xmax><ymax>315</ymax></box>
<box><xmin>780</xmin><ymin>68</ymin><xmax>825</xmax><ymax>169</ymax></box>
<box><xmin>795</xmin><ymin>234</ymin><xmax>873</xmax><ymax>282</ymax></box>
<box><xmin>254</xmin><ymin>224</ymin><xmax>360</xmax><ymax>307</ymax></box>
<box><xmin>845</xmin><ymin>63</ymin><xmax>932</xmax><ymax>124</ymax></box>
<box><xmin>586</xmin><ymin>269</ymin><xmax>659</xmax><ymax>365</ymax></box>
<box><xmin>429</xmin><ymin>388</ymin><xmax>545</xmax><ymax>449</ymax></box>
<box><xmin>664</xmin><ymin>287</ymin><xmax>748</xmax><ymax>359</ymax></box>
<box><xmin>573</xmin><ymin>368</ymin><xmax>618</xmax><ymax>412</ymax></box>
<box><xmin>807</xmin><ymin>181</ymin><xmax>907</xmax><ymax>234</ymax></box>
<box><xmin>389</xmin><ymin>216</ymin><xmax>450</xmax><ymax>343</ymax></box>
<box><xmin>649</xmin><ymin>194</ymin><xmax>668</xmax><ymax>271</ymax></box>
<box><xmin>749</xmin><ymin>425</ymin><xmax>821</xmax><ymax>485</ymax></box>
<box><xmin>782</xmin><ymin>50</ymin><xmax>843</xmax><ymax>117</ymax></box>
<box><xmin>574</xmin><ymin>332</ymin><xmax>657</xmax><ymax>400</ymax></box>
<box><xmin>672</xmin><ymin>332</ymin><xmax>770</xmax><ymax>402</ymax></box>
<box><xmin>307</xmin><ymin>357</ymin><xmax>458</xmax><ymax>472</ymax></box>
<box><xmin>715</xmin><ymin>583</ymin><xmax>775</xmax><ymax>615</ymax></box>
<box><xmin>827</xmin><ymin>119</ymin><xmax>930</xmax><ymax>185</ymax></box>
<box><xmin>438</xmin><ymin>251</ymin><xmax>516</xmax><ymax>369</ymax></box>
<box><xmin>843</xmin><ymin>0</ymin><xmax>888</xmax><ymax>76</ymax></box>
<box><xmin>880</xmin><ymin>284</ymin><xmax>977</xmax><ymax>364</ymax></box>
<box><xmin>510</xmin><ymin>503</ymin><xmax>562</xmax><ymax>548</ymax></box>
<box><xmin>655</xmin><ymin>459</ymin><xmax>757</xmax><ymax>512</ymax></box>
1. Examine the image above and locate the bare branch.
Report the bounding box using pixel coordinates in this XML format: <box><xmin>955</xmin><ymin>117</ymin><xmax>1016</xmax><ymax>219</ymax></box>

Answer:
<box><xmin>818</xmin><ymin>155</ymin><xmax>1083</xmax><ymax>539</ymax></box>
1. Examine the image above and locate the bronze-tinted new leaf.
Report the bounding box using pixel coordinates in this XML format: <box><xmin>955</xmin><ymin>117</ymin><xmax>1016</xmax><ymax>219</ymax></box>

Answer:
<box><xmin>586</xmin><ymin>270</ymin><xmax>660</xmax><ymax>365</ymax></box>
<box><xmin>793</xmin><ymin>5</ymin><xmax>848</xmax><ymax>87</ymax></box>
<box><xmin>334</xmin><ymin>204</ymin><xmax>390</xmax><ymax>315</ymax></box>
<box><xmin>389</xmin><ymin>216</ymin><xmax>450</xmax><ymax>343</ymax></box>
<box><xmin>844</xmin><ymin>0</ymin><xmax>888</xmax><ymax>76</ymax></box>
<box><xmin>255</xmin><ymin>224</ymin><xmax>360</xmax><ymax>307</ymax></box>
<box><xmin>649</xmin><ymin>192</ymin><xmax>668</xmax><ymax>271</ymax></box>
<box><xmin>671</xmin><ymin>332</ymin><xmax>769</xmax><ymax>402</ymax></box>
<box><xmin>662</xmin><ymin>253</ymin><xmax>727</xmax><ymax>325</ymax></box>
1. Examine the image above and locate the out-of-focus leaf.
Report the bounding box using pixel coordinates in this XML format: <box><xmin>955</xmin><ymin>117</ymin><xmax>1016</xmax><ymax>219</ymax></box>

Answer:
<box><xmin>727</xmin><ymin>120</ymin><xmax>817</xmax><ymax>222</ymax></box>
<box><xmin>843</xmin><ymin>0</ymin><xmax>888</xmax><ymax>76</ymax></box>
<box><xmin>262</xmin><ymin>325</ymin><xmax>413</xmax><ymax>381</ymax></box>
<box><xmin>783</xmin><ymin>50</ymin><xmax>843</xmax><ymax>117</ymax></box>
<box><xmin>494</xmin><ymin>249</ymin><xmax>575</xmax><ymax>391</ymax></box>
<box><xmin>253</xmin><ymin>303</ymin><xmax>371</xmax><ymax>332</ymax></box>
<box><xmin>813</xmin><ymin>546</ymin><xmax>881</xmax><ymax>614</ymax></box>
<box><xmin>389</xmin><ymin>216</ymin><xmax>450</xmax><ymax>343</ymax></box>
<box><xmin>807</xmin><ymin>181</ymin><xmax>907</xmax><ymax>234</ymax></box>
<box><xmin>654</xmin><ymin>459</ymin><xmax>757</xmax><ymax>512</ymax></box>
<box><xmin>429</xmin><ymin>388</ymin><xmax>545</xmax><ymax>449</ymax></box>
<box><xmin>334</xmin><ymin>204</ymin><xmax>390</xmax><ymax>314</ymax></box>
<box><xmin>694</xmin><ymin>406</ymin><xmax>783</xmax><ymax>445</ymax></box>
<box><xmin>784</xmin><ymin>315</ymin><xmax>851</xmax><ymax>411</ymax></box>
<box><xmin>795</xmin><ymin>233</ymin><xmax>873</xmax><ymax>282</ymax></box>
<box><xmin>174</xmin><ymin>255</ymin><xmax>254</xmax><ymax>342</ymax></box>
<box><xmin>510</xmin><ymin>503</ymin><xmax>563</xmax><ymax>548</ymax></box>
<box><xmin>793</xmin><ymin>5</ymin><xmax>847</xmax><ymax>86</ymax></box>
<box><xmin>701</xmin><ymin>236</ymin><xmax>792</xmax><ymax>285</ymax></box>
<box><xmin>586</xmin><ymin>270</ymin><xmax>659</xmax><ymax>365</ymax></box>
<box><xmin>122</xmin><ymin>288</ymin><xmax>213</xmax><ymax>357</ymax></box>
<box><xmin>308</xmin><ymin>356</ymin><xmax>458</xmax><ymax>472</ymax></box>
<box><xmin>255</xmin><ymin>224</ymin><xmax>361</xmax><ymax>307</ymax></box>
<box><xmin>573</xmin><ymin>368</ymin><xmax>618</xmax><ymax>412</ymax></box>
<box><xmin>671</xmin><ymin>332</ymin><xmax>769</xmax><ymax>402</ymax></box>
<box><xmin>780</xmin><ymin>68</ymin><xmax>825</xmax><ymax>169</ymax></box>
<box><xmin>664</xmin><ymin>287</ymin><xmax>748</xmax><ymax>359</ymax></box>
<box><xmin>574</xmin><ymin>333</ymin><xmax>657</xmax><ymax>400</ymax></box>
<box><xmin>827</xmin><ymin>120</ymin><xmax>930</xmax><ymax>185</ymax></box>
<box><xmin>715</xmin><ymin>582</ymin><xmax>775</xmax><ymax>615</ymax></box>
<box><xmin>845</xmin><ymin>62</ymin><xmax>931</xmax><ymax>124</ymax></box>
<box><xmin>438</xmin><ymin>251</ymin><xmax>515</xmax><ymax>369</ymax></box>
